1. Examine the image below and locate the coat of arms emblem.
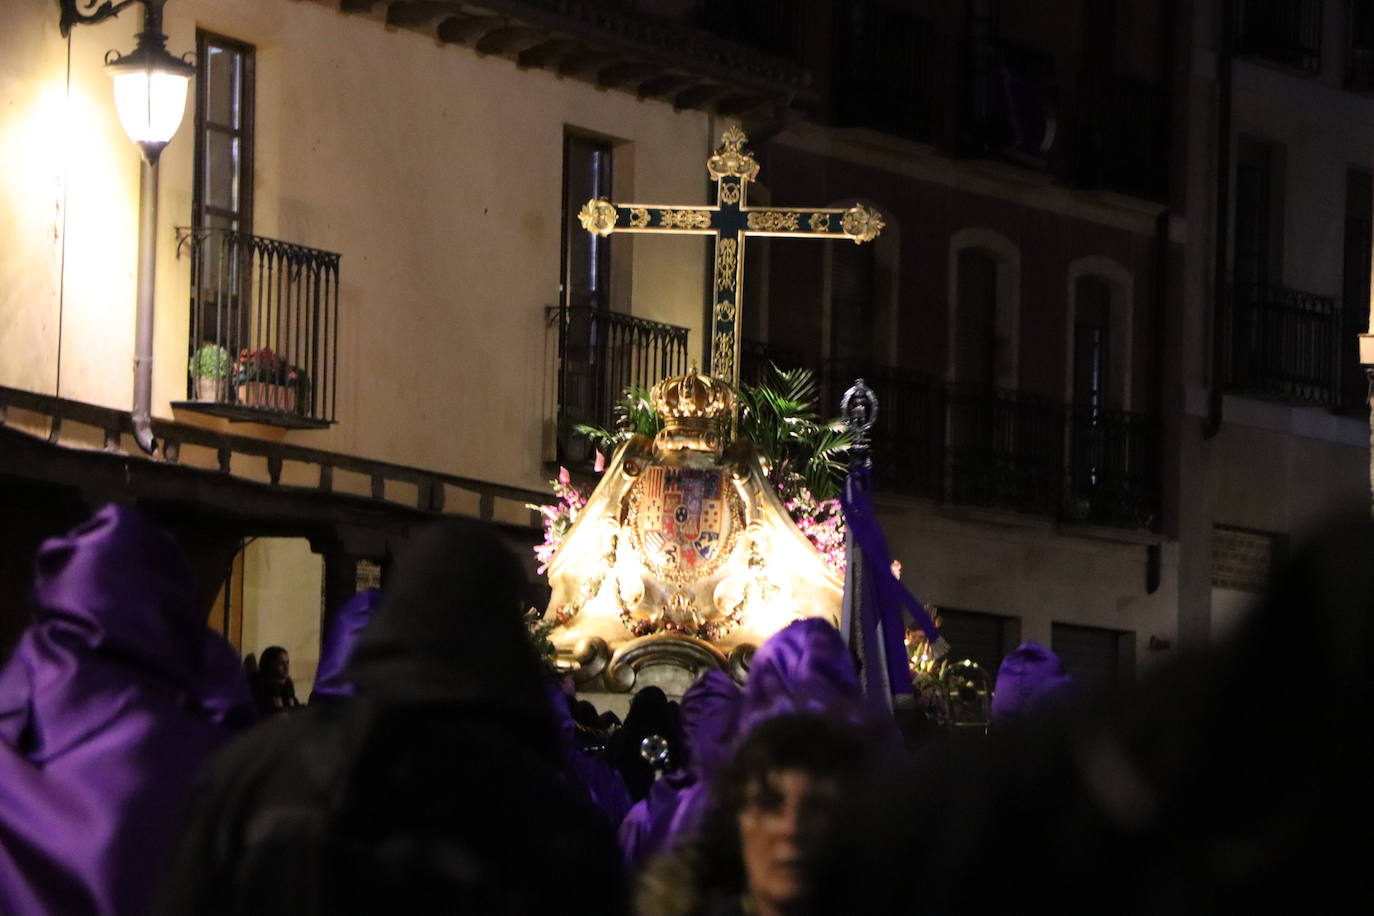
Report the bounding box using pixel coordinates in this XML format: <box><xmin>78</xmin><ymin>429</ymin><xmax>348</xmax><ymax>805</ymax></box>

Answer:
<box><xmin>629</xmin><ymin>466</ymin><xmax>742</xmax><ymax>583</ymax></box>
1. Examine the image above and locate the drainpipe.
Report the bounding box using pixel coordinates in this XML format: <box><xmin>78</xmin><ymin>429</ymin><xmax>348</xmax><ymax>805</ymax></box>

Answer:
<box><xmin>131</xmin><ymin>155</ymin><xmax>159</xmax><ymax>456</ymax></box>
<box><xmin>1203</xmin><ymin>0</ymin><xmax>1234</xmax><ymax>439</ymax></box>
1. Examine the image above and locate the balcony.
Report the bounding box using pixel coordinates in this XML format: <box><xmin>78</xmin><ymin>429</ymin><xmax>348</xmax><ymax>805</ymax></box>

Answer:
<box><xmin>945</xmin><ymin>382</ymin><xmax>1066</xmax><ymax>518</ymax></box>
<box><xmin>820</xmin><ymin>361</ymin><xmax>946</xmax><ymax>500</ymax></box>
<box><xmin>1226</xmin><ymin>282</ymin><xmax>1339</xmax><ymax>406</ymax></box>
<box><xmin>1067</xmin><ymin>406</ymin><xmax>1160</xmax><ymax>530</ymax></box>
<box><xmin>830</xmin><ymin>1</ymin><xmax>937</xmax><ymax>144</ymax></box>
<box><xmin>175</xmin><ymin>228</ymin><xmax>341</xmax><ymax>429</ymax></box>
<box><xmin>1237</xmin><ymin>0</ymin><xmax>1322</xmax><ymax>74</ymax></box>
<box><xmin>548</xmin><ymin>305</ymin><xmax>689</xmax><ymax>466</ymax></box>
<box><xmin>742</xmin><ymin>342</ymin><xmax>1162</xmax><ymax>531</ymax></box>
<box><xmin>740</xmin><ymin>339</ymin><xmax>808</xmax><ymax>385</ymax></box>
<box><xmin>962</xmin><ymin>40</ymin><xmax>1060</xmax><ymax>171</ymax></box>
<box><xmin>1070</xmin><ymin>74</ymin><xmax>1168</xmax><ymax>201</ymax></box>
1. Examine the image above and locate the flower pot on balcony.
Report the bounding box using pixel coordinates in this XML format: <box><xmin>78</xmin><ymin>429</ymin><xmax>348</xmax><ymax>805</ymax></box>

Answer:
<box><xmin>195</xmin><ymin>377</ymin><xmax>228</xmax><ymax>402</ymax></box>
<box><xmin>237</xmin><ymin>382</ymin><xmax>298</xmax><ymax>413</ymax></box>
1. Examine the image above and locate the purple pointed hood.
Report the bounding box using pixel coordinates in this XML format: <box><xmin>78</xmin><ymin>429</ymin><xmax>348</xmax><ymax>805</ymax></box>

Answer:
<box><xmin>619</xmin><ymin>669</ymin><xmax>743</xmax><ymax>873</ymax></box>
<box><xmin>739</xmin><ymin>618</ymin><xmax>864</xmax><ymax>738</ymax></box>
<box><xmin>544</xmin><ymin>680</ymin><xmax>633</xmax><ymax>826</ymax></box>
<box><xmin>0</xmin><ymin>504</ymin><xmax>251</xmax><ymax>916</ymax></box>
<box><xmin>990</xmin><ymin>642</ymin><xmax>1075</xmax><ymax>723</ymax></box>
<box><xmin>681</xmin><ymin>669</ymin><xmax>742</xmax><ymax>778</ymax></box>
<box><xmin>0</xmin><ymin>504</ymin><xmax>250</xmax><ymax>757</ymax></box>
<box><xmin>311</xmin><ymin>588</ymin><xmax>382</xmax><ymax>702</ymax></box>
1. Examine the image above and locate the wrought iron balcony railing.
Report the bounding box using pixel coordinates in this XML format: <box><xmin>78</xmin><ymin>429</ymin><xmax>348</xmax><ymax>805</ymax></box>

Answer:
<box><xmin>741</xmin><ymin>342</ymin><xmax>1162</xmax><ymax>530</ymax></box>
<box><xmin>176</xmin><ymin>228</ymin><xmax>341</xmax><ymax>429</ymax></box>
<box><xmin>944</xmin><ymin>382</ymin><xmax>1067</xmax><ymax>518</ymax></box>
<box><xmin>1067</xmin><ymin>406</ymin><xmax>1161</xmax><ymax>530</ymax></box>
<box><xmin>549</xmin><ymin>305</ymin><xmax>689</xmax><ymax>466</ymax></box>
<box><xmin>1226</xmin><ymin>282</ymin><xmax>1339</xmax><ymax>406</ymax></box>
<box><xmin>740</xmin><ymin>339</ymin><xmax>810</xmax><ymax>386</ymax></box>
<box><xmin>822</xmin><ymin>361</ymin><xmax>947</xmax><ymax>500</ymax></box>
<box><xmin>1237</xmin><ymin>0</ymin><xmax>1322</xmax><ymax>74</ymax></box>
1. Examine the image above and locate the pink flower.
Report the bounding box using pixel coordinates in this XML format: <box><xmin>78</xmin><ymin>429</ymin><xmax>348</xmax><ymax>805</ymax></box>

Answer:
<box><xmin>594</xmin><ymin>450</ymin><xmax>606</xmax><ymax>472</ymax></box>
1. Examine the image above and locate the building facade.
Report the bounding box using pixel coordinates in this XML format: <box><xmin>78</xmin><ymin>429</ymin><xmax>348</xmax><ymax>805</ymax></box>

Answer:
<box><xmin>2</xmin><ymin>0</ymin><xmax>1368</xmax><ymax>696</ymax></box>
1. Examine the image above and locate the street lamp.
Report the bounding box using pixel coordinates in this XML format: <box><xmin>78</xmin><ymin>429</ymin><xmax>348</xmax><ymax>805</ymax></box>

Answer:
<box><xmin>106</xmin><ymin>20</ymin><xmax>195</xmax><ymax>164</ymax></box>
<box><xmin>59</xmin><ymin>0</ymin><xmax>193</xmax><ymax>453</ymax></box>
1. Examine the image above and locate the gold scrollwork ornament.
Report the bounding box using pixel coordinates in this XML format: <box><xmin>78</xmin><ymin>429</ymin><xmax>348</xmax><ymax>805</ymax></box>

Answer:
<box><xmin>716</xmin><ymin>240</ymin><xmax>738</xmax><ymax>291</ymax></box>
<box><xmin>707</xmin><ymin>126</ymin><xmax>760</xmax><ymax>182</ymax></box>
<box><xmin>578</xmin><ymin>198</ymin><xmax>618</xmax><ymax>237</ymax></box>
<box><xmin>808</xmin><ymin>212</ymin><xmax>831</xmax><ymax>232</ymax></box>
<box><xmin>719</xmin><ymin>182</ymin><xmax>742</xmax><ymax>205</ymax></box>
<box><xmin>747</xmin><ymin>211</ymin><xmax>801</xmax><ymax>232</ymax></box>
<box><xmin>660</xmin><ymin>209</ymin><xmax>712</xmax><ymax>230</ymax></box>
<box><xmin>629</xmin><ymin>207</ymin><xmax>651</xmax><ymax>228</ymax></box>
<box><xmin>712</xmin><ymin>331</ymin><xmax>736</xmax><ymax>378</ymax></box>
<box><xmin>841</xmin><ymin>204</ymin><xmax>885</xmax><ymax>244</ymax></box>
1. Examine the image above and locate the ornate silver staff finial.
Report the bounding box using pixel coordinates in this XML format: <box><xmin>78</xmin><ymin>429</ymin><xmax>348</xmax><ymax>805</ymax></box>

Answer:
<box><xmin>640</xmin><ymin>734</ymin><xmax>671</xmax><ymax>776</ymax></box>
<box><xmin>841</xmin><ymin>378</ymin><xmax>878</xmax><ymax>464</ymax></box>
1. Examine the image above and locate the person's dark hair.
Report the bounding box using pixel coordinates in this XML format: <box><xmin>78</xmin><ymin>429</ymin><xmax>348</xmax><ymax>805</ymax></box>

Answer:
<box><xmin>611</xmin><ymin>686</ymin><xmax>685</xmax><ymax>799</ymax></box>
<box><xmin>258</xmin><ymin>647</ymin><xmax>287</xmax><ymax>675</ymax></box>
<box><xmin>691</xmin><ymin>712</ymin><xmax>875</xmax><ymax>900</ymax></box>
<box><xmin>572</xmin><ymin>699</ymin><xmax>601</xmax><ymax>729</ymax></box>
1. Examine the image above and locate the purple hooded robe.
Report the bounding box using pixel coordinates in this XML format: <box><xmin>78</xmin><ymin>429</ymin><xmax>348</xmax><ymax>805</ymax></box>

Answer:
<box><xmin>547</xmin><ymin>682</ymin><xmax>634</xmax><ymax>826</ymax></box>
<box><xmin>990</xmin><ymin>641</ymin><xmax>1076</xmax><ymax>723</ymax></box>
<box><xmin>0</xmin><ymin>505</ymin><xmax>252</xmax><ymax>916</ymax></box>
<box><xmin>738</xmin><ymin>618</ymin><xmax>867</xmax><ymax>738</ymax></box>
<box><xmin>310</xmin><ymin>588</ymin><xmax>382</xmax><ymax>702</ymax></box>
<box><xmin>618</xmin><ymin>669</ymin><xmax>742</xmax><ymax>872</ymax></box>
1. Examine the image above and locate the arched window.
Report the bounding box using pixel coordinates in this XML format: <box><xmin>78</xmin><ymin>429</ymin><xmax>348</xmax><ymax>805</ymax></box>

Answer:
<box><xmin>830</xmin><ymin>240</ymin><xmax>880</xmax><ymax>366</ymax></box>
<box><xmin>1065</xmin><ymin>257</ymin><xmax>1133</xmax><ymax>411</ymax></box>
<box><xmin>824</xmin><ymin>201</ymin><xmax>897</xmax><ymax>372</ymax></box>
<box><xmin>955</xmin><ymin>247</ymin><xmax>998</xmax><ymax>386</ymax></box>
<box><xmin>1073</xmin><ymin>276</ymin><xmax>1112</xmax><ymax>415</ymax></box>
<box><xmin>947</xmin><ymin>228</ymin><xmax>1020</xmax><ymax>388</ymax></box>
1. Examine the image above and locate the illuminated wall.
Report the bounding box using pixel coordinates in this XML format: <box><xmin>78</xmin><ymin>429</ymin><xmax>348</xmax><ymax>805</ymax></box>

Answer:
<box><xmin>0</xmin><ymin>0</ymin><xmax>712</xmax><ymax>494</ymax></box>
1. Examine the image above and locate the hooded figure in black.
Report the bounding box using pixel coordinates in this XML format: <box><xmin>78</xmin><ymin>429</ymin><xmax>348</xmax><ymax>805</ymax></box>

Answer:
<box><xmin>155</xmin><ymin>518</ymin><xmax>628</xmax><ymax>916</ymax></box>
<box><xmin>812</xmin><ymin>510</ymin><xmax>1374</xmax><ymax>914</ymax></box>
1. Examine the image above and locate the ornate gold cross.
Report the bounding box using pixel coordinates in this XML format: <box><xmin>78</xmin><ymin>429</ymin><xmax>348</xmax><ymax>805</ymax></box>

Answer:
<box><xmin>579</xmin><ymin>126</ymin><xmax>884</xmax><ymax>384</ymax></box>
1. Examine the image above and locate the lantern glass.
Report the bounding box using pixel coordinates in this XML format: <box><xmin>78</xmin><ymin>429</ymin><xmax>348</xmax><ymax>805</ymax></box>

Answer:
<box><xmin>111</xmin><ymin>67</ymin><xmax>189</xmax><ymax>146</ymax></box>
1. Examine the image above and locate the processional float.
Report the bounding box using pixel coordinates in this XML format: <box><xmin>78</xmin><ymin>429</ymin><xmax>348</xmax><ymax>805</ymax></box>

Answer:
<box><xmin>542</xmin><ymin>128</ymin><xmax>962</xmax><ymax>704</ymax></box>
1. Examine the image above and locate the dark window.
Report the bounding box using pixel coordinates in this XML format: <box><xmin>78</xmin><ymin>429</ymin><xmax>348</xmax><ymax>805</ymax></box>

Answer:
<box><xmin>1237</xmin><ymin>0</ymin><xmax>1322</xmax><ymax>74</ymax></box>
<box><xmin>830</xmin><ymin>239</ymin><xmax>879</xmax><ymax>367</ymax></box>
<box><xmin>1234</xmin><ymin>138</ymin><xmax>1279</xmax><ymax>289</ymax></box>
<box><xmin>561</xmin><ymin>134</ymin><xmax>613</xmax><ymax>311</ymax></box>
<box><xmin>1340</xmin><ymin>168</ymin><xmax>1372</xmax><ymax>412</ymax></box>
<box><xmin>696</xmin><ymin>0</ymin><xmax>803</xmax><ymax>62</ymax></box>
<box><xmin>955</xmin><ymin>248</ymin><xmax>998</xmax><ymax>385</ymax></box>
<box><xmin>1051</xmin><ymin>622</ymin><xmax>1134</xmax><ymax>697</ymax></box>
<box><xmin>937</xmin><ymin>607</ymin><xmax>1018</xmax><ymax>680</ymax></box>
<box><xmin>191</xmin><ymin>32</ymin><xmax>254</xmax><ymax>353</ymax></box>
<box><xmin>832</xmin><ymin>0</ymin><xmax>935</xmax><ymax>143</ymax></box>
<box><xmin>1347</xmin><ymin>0</ymin><xmax>1374</xmax><ymax>90</ymax></box>
<box><xmin>1073</xmin><ymin>277</ymin><xmax>1111</xmax><ymax>414</ymax></box>
<box><xmin>555</xmin><ymin>133</ymin><xmax>621</xmax><ymax>465</ymax></box>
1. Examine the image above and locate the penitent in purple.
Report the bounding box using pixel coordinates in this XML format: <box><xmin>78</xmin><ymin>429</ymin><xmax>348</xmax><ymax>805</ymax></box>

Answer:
<box><xmin>0</xmin><ymin>504</ymin><xmax>253</xmax><ymax>916</ymax></box>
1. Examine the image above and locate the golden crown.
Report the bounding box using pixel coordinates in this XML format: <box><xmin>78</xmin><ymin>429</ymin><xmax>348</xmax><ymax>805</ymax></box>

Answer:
<box><xmin>651</xmin><ymin>364</ymin><xmax>735</xmax><ymax>421</ymax></box>
<box><xmin>650</xmin><ymin>364</ymin><xmax>736</xmax><ymax>456</ymax></box>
